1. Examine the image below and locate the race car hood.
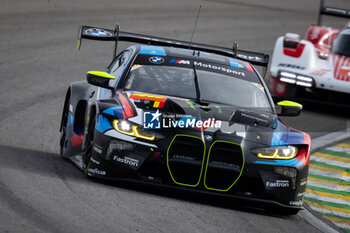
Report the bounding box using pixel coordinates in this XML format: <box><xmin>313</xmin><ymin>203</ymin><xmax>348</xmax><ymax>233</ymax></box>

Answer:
<box><xmin>100</xmin><ymin>91</ymin><xmax>307</xmax><ymax>147</ymax></box>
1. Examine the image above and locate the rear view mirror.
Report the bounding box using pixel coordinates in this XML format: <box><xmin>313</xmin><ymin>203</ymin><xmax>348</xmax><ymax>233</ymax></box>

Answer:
<box><xmin>86</xmin><ymin>71</ymin><xmax>115</xmax><ymax>92</ymax></box>
<box><xmin>276</xmin><ymin>100</ymin><xmax>302</xmax><ymax>116</ymax></box>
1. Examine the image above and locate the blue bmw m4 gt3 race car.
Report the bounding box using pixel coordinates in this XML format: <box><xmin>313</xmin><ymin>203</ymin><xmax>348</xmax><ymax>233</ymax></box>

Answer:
<box><xmin>59</xmin><ymin>25</ymin><xmax>311</xmax><ymax>215</ymax></box>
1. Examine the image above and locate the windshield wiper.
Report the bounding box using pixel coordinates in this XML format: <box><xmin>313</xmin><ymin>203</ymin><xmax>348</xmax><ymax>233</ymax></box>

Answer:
<box><xmin>193</xmin><ymin>64</ymin><xmax>201</xmax><ymax>103</ymax></box>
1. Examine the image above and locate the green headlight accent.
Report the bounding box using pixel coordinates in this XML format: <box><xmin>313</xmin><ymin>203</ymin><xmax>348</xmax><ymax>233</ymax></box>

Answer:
<box><xmin>203</xmin><ymin>140</ymin><xmax>245</xmax><ymax>192</ymax></box>
<box><xmin>166</xmin><ymin>134</ymin><xmax>206</xmax><ymax>187</ymax></box>
<box><xmin>277</xmin><ymin>100</ymin><xmax>302</xmax><ymax>108</ymax></box>
<box><xmin>87</xmin><ymin>71</ymin><xmax>116</xmax><ymax>79</ymax></box>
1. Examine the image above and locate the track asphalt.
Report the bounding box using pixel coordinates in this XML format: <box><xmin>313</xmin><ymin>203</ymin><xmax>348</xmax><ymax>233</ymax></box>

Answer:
<box><xmin>1</xmin><ymin>0</ymin><xmax>349</xmax><ymax>232</ymax></box>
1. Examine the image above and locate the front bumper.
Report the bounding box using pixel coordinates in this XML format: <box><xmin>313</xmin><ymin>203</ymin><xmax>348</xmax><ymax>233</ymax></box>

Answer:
<box><xmin>87</xmin><ymin>130</ymin><xmax>309</xmax><ymax>209</ymax></box>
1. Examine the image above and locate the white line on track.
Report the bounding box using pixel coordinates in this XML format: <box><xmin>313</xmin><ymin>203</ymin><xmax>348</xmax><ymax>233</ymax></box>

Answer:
<box><xmin>332</xmin><ymin>222</ymin><xmax>350</xmax><ymax>230</ymax></box>
<box><xmin>327</xmin><ymin>146</ymin><xmax>350</xmax><ymax>154</ymax></box>
<box><xmin>307</xmin><ymin>180</ymin><xmax>350</xmax><ymax>192</ymax></box>
<box><xmin>305</xmin><ymin>205</ymin><xmax>350</xmax><ymax>219</ymax></box>
<box><xmin>310</xmin><ymin>156</ymin><xmax>350</xmax><ymax>169</ymax></box>
<box><xmin>308</xmin><ymin>168</ymin><xmax>350</xmax><ymax>181</ymax></box>
<box><xmin>311</xmin><ymin>129</ymin><xmax>350</xmax><ymax>153</ymax></box>
<box><xmin>305</xmin><ymin>192</ymin><xmax>350</xmax><ymax>205</ymax></box>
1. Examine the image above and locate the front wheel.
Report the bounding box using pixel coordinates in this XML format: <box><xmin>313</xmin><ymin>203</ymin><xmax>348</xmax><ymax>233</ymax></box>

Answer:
<box><xmin>60</xmin><ymin>91</ymin><xmax>70</xmax><ymax>158</ymax></box>
<box><xmin>83</xmin><ymin>115</ymin><xmax>96</xmax><ymax>176</ymax></box>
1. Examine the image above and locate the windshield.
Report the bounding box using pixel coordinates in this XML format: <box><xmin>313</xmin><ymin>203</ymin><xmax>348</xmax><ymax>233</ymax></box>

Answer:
<box><xmin>124</xmin><ymin>65</ymin><xmax>271</xmax><ymax>109</ymax></box>
<box><xmin>332</xmin><ymin>33</ymin><xmax>350</xmax><ymax>57</ymax></box>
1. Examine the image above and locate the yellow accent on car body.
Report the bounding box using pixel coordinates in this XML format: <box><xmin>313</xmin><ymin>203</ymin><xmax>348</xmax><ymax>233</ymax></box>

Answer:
<box><xmin>87</xmin><ymin>71</ymin><xmax>116</xmax><ymax>79</ymax></box>
<box><xmin>277</xmin><ymin>100</ymin><xmax>302</xmax><ymax>108</ymax></box>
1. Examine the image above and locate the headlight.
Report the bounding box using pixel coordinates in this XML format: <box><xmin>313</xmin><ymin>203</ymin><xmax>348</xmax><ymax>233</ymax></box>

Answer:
<box><xmin>114</xmin><ymin>120</ymin><xmax>134</xmax><ymax>136</ymax></box>
<box><xmin>113</xmin><ymin>120</ymin><xmax>161</xmax><ymax>141</ymax></box>
<box><xmin>278</xmin><ymin>70</ymin><xmax>314</xmax><ymax>87</ymax></box>
<box><xmin>251</xmin><ymin>145</ymin><xmax>298</xmax><ymax>159</ymax></box>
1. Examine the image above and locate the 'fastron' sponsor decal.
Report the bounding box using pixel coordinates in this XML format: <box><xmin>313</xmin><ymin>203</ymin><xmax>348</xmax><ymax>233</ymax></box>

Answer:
<box><xmin>265</xmin><ymin>180</ymin><xmax>290</xmax><ymax>188</ymax></box>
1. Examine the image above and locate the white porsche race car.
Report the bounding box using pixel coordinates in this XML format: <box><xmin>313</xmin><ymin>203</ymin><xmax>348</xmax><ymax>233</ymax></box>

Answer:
<box><xmin>268</xmin><ymin>0</ymin><xmax>350</xmax><ymax>105</ymax></box>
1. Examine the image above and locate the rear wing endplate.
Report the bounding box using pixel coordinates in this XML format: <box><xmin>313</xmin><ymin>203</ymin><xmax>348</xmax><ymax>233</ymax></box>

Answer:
<box><xmin>317</xmin><ymin>0</ymin><xmax>350</xmax><ymax>25</ymax></box>
<box><xmin>77</xmin><ymin>25</ymin><xmax>269</xmax><ymax>68</ymax></box>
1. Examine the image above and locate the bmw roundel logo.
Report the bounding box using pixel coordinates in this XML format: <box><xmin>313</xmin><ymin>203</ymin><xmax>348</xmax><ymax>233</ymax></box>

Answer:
<box><xmin>149</xmin><ymin>56</ymin><xmax>164</xmax><ymax>64</ymax></box>
<box><xmin>205</xmin><ymin>135</ymin><xmax>213</xmax><ymax>141</ymax></box>
<box><xmin>85</xmin><ymin>28</ymin><xmax>112</xmax><ymax>37</ymax></box>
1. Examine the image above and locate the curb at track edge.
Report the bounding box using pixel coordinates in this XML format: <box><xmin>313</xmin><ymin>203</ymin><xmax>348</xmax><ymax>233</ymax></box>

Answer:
<box><xmin>299</xmin><ymin>128</ymin><xmax>350</xmax><ymax>233</ymax></box>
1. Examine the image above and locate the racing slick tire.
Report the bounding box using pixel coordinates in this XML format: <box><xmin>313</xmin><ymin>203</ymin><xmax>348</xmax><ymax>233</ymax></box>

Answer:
<box><xmin>83</xmin><ymin>110</ymin><xmax>96</xmax><ymax>176</ymax></box>
<box><xmin>60</xmin><ymin>89</ymin><xmax>70</xmax><ymax>158</ymax></box>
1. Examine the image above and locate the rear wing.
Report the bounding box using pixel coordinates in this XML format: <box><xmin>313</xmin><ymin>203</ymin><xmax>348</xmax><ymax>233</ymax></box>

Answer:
<box><xmin>77</xmin><ymin>25</ymin><xmax>269</xmax><ymax>68</ymax></box>
<box><xmin>317</xmin><ymin>0</ymin><xmax>350</xmax><ymax>25</ymax></box>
